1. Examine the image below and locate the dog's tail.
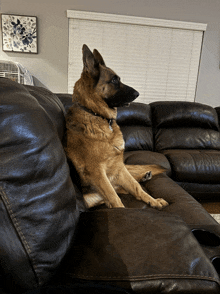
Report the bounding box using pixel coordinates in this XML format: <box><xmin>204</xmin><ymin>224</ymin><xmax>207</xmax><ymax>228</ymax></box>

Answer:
<box><xmin>125</xmin><ymin>164</ymin><xmax>167</xmax><ymax>183</ymax></box>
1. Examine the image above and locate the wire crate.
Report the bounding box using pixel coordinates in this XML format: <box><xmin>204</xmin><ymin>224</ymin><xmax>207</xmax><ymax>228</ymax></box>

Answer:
<box><xmin>0</xmin><ymin>60</ymin><xmax>34</xmax><ymax>85</ymax></box>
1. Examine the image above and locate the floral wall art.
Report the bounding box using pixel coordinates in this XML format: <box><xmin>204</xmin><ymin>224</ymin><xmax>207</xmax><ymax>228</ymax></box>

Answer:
<box><xmin>1</xmin><ymin>14</ymin><xmax>38</xmax><ymax>54</ymax></box>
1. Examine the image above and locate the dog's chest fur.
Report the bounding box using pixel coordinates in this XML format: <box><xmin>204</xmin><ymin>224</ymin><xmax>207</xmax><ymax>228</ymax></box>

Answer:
<box><xmin>66</xmin><ymin>108</ymin><xmax>125</xmax><ymax>187</ymax></box>
<box><xmin>75</xmin><ymin>114</ymin><xmax>123</xmax><ymax>151</ymax></box>
<box><xmin>66</xmin><ymin>107</ymin><xmax>125</xmax><ymax>165</ymax></box>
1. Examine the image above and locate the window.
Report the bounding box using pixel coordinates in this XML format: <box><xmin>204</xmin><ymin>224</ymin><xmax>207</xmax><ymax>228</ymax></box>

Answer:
<box><xmin>67</xmin><ymin>10</ymin><xmax>206</xmax><ymax>103</ymax></box>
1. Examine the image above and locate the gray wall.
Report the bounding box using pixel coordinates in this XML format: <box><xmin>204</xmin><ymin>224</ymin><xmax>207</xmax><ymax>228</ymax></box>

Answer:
<box><xmin>0</xmin><ymin>0</ymin><xmax>220</xmax><ymax>107</ymax></box>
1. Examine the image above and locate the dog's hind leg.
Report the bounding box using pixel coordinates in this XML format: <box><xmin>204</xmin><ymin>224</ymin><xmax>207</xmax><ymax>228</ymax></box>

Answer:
<box><xmin>116</xmin><ymin>167</ymin><xmax>149</xmax><ymax>194</ymax></box>
<box><xmin>116</xmin><ymin>165</ymin><xmax>166</xmax><ymax>194</ymax></box>
<box><xmin>117</xmin><ymin>166</ymin><xmax>169</xmax><ymax>210</ymax></box>
<box><xmin>85</xmin><ymin>170</ymin><xmax>125</xmax><ymax>208</ymax></box>
<box><xmin>83</xmin><ymin>193</ymin><xmax>105</xmax><ymax>208</ymax></box>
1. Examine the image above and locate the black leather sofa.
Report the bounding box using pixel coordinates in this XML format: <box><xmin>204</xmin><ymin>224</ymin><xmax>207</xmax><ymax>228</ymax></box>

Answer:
<box><xmin>1</xmin><ymin>77</ymin><xmax>220</xmax><ymax>294</ymax></box>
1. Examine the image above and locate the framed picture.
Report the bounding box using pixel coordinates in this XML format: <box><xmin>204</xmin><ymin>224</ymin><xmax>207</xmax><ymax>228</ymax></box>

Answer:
<box><xmin>1</xmin><ymin>14</ymin><xmax>38</xmax><ymax>54</ymax></box>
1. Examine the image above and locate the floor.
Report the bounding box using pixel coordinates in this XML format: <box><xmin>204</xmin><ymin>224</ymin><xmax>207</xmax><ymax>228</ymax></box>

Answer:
<box><xmin>201</xmin><ymin>202</ymin><xmax>220</xmax><ymax>214</ymax></box>
<box><xmin>201</xmin><ymin>202</ymin><xmax>220</xmax><ymax>223</ymax></box>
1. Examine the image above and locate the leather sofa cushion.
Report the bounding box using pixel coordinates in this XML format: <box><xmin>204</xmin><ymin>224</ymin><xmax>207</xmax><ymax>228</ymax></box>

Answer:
<box><xmin>117</xmin><ymin>103</ymin><xmax>153</xmax><ymax>151</ymax></box>
<box><xmin>215</xmin><ymin>106</ymin><xmax>220</xmax><ymax>127</ymax></box>
<box><xmin>155</xmin><ymin>128</ymin><xmax>220</xmax><ymax>151</ymax></box>
<box><xmin>162</xmin><ymin>149</ymin><xmax>220</xmax><ymax>184</ymax></box>
<box><xmin>24</xmin><ymin>86</ymin><xmax>67</xmax><ymax>140</ymax></box>
<box><xmin>117</xmin><ymin>102</ymin><xmax>152</xmax><ymax>126</ymax></box>
<box><xmin>177</xmin><ymin>182</ymin><xmax>220</xmax><ymax>201</ymax></box>
<box><xmin>150</xmin><ymin>101</ymin><xmax>220</xmax><ymax>151</ymax></box>
<box><xmin>56</xmin><ymin>93</ymin><xmax>73</xmax><ymax>113</ymax></box>
<box><xmin>124</xmin><ymin>150</ymin><xmax>171</xmax><ymax>174</ymax></box>
<box><xmin>120</xmin><ymin>125</ymin><xmax>153</xmax><ymax>151</ymax></box>
<box><xmin>151</xmin><ymin>101</ymin><xmax>219</xmax><ymax>130</ymax></box>
<box><xmin>60</xmin><ymin>209</ymin><xmax>220</xmax><ymax>293</ymax></box>
<box><xmin>0</xmin><ymin>79</ymin><xmax>83</xmax><ymax>292</ymax></box>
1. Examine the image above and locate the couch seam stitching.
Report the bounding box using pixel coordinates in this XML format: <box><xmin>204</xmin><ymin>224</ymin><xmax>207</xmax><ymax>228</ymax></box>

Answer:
<box><xmin>69</xmin><ymin>273</ymin><xmax>219</xmax><ymax>283</ymax></box>
<box><xmin>0</xmin><ymin>186</ymin><xmax>38</xmax><ymax>273</ymax></box>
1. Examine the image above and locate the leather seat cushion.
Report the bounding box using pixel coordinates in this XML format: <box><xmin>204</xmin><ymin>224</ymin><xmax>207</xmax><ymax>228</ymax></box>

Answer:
<box><xmin>162</xmin><ymin>149</ymin><xmax>220</xmax><ymax>184</ymax></box>
<box><xmin>124</xmin><ymin>150</ymin><xmax>171</xmax><ymax>175</ymax></box>
<box><xmin>60</xmin><ymin>209</ymin><xmax>220</xmax><ymax>293</ymax></box>
<box><xmin>177</xmin><ymin>182</ymin><xmax>220</xmax><ymax>201</ymax></box>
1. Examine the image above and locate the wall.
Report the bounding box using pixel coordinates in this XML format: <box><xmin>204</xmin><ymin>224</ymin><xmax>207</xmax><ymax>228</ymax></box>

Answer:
<box><xmin>0</xmin><ymin>0</ymin><xmax>220</xmax><ymax>107</ymax></box>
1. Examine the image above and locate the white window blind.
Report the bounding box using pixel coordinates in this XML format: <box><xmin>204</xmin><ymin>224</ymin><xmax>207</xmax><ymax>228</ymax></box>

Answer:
<box><xmin>67</xmin><ymin>10</ymin><xmax>206</xmax><ymax>103</ymax></box>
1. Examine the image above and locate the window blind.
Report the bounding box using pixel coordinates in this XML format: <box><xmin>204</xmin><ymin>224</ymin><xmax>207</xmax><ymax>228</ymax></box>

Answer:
<box><xmin>67</xmin><ymin>10</ymin><xmax>206</xmax><ymax>103</ymax></box>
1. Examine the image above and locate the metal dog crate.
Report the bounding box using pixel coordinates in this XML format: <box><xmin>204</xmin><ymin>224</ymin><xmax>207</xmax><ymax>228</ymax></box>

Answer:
<box><xmin>0</xmin><ymin>60</ymin><xmax>34</xmax><ymax>85</ymax></box>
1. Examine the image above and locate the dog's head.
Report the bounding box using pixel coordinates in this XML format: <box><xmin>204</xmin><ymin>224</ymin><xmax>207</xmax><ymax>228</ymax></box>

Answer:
<box><xmin>82</xmin><ymin>44</ymin><xmax>139</xmax><ymax>108</ymax></box>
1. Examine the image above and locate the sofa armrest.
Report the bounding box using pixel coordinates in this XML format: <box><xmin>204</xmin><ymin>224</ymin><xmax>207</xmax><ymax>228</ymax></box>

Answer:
<box><xmin>0</xmin><ymin>78</ymin><xmax>84</xmax><ymax>292</ymax></box>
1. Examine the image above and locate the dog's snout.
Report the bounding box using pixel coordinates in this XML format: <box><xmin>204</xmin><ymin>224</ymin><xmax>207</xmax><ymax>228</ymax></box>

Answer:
<box><xmin>134</xmin><ymin>91</ymin><xmax>139</xmax><ymax>98</ymax></box>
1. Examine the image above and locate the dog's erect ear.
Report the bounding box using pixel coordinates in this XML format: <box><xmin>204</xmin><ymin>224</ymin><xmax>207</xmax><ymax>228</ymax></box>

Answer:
<box><xmin>82</xmin><ymin>44</ymin><xmax>99</xmax><ymax>78</ymax></box>
<box><xmin>93</xmin><ymin>49</ymin><xmax>106</xmax><ymax>66</ymax></box>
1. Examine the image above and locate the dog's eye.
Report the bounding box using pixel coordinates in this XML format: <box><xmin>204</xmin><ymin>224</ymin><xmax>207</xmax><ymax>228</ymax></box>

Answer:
<box><xmin>111</xmin><ymin>76</ymin><xmax>119</xmax><ymax>84</ymax></box>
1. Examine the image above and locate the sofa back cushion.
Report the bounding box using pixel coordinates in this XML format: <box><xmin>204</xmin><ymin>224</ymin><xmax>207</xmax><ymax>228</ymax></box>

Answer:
<box><xmin>150</xmin><ymin>101</ymin><xmax>220</xmax><ymax>151</ymax></box>
<box><xmin>215</xmin><ymin>106</ymin><xmax>220</xmax><ymax>128</ymax></box>
<box><xmin>0</xmin><ymin>79</ymin><xmax>83</xmax><ymax>292</ymax></box>
<box><xmin>117</xmin><ymin>102</ymin><xmax>153</xmax><ymax>151</ymax></box>
<box><xmin>56</xmin><ymin>93</ymin><xmax>73</xmax><ymax>113</ymax></box>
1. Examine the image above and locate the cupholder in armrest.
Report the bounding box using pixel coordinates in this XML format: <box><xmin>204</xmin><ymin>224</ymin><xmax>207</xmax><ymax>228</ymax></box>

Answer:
<box><xmin>192</xmin><ymin>229</ymin><xmax>220</xmax><ymax>247</ymax></box>
<box><xmin>212</xmin><ymin>257</ymin><xmax>220</xmax><ymax>275</ymax></box>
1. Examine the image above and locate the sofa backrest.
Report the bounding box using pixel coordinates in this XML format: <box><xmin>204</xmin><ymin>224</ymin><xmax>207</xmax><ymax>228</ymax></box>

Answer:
<box><xmin>56</xmin><ymin>93</ymin><xmax>73</xmax><ymax>114</ymax></box>
<box><xmin>215</xmin><ymin>106</ymin><xmax>220</xmax><ymax>128</ymax></box>
<box><xmin>117</xmin><ymin>102</ymin><xmax>154</xmax><ymax>151</ymax></box>
<box><xmin>150</xmin><ymin>101</ymin><xmax>220</xmax><ymax>151</ymax></box>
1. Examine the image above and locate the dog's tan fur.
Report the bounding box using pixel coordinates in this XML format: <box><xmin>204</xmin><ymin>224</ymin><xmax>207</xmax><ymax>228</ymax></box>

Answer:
<box><xmin>65</xmin><ymin>45</ymin><xmax>169</xmax><ymax>209</ymax></box>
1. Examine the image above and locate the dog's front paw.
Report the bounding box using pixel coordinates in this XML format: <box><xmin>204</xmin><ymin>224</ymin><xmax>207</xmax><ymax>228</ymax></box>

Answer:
<box><xmin>151</xmin><ymin>198</ymin><xmax>169</xmax><ymax>210</ymax></box>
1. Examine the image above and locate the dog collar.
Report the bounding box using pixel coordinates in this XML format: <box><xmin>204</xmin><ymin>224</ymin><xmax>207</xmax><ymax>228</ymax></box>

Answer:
<box><xmin>79</xmin><ymin>104</ymin><xmax>114</xmax><ymax>131</ymax></box>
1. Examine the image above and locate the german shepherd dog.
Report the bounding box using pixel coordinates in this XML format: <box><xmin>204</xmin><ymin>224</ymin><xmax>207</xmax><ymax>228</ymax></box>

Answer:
<box><xmin>65</xmin><ymin>44</ymin><xmax>169</xmax><ymax>209</ymax></box>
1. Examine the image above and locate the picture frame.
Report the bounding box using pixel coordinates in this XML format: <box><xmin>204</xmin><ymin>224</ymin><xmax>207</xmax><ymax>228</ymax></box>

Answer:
<box><xmin>1</xmin><ymin>14</ymin><xmax>38</xmax><ymax>54</ymax></box>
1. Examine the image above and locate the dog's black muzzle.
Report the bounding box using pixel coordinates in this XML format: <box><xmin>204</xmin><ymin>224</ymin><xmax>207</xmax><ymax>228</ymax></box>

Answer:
<box><xmin>105</xmin><ymin>84</ymin><xmax>139</xmax><ymax>108</ymax></box>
